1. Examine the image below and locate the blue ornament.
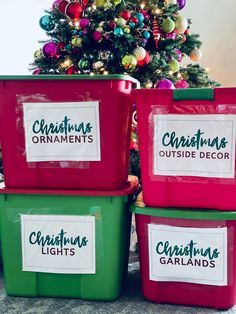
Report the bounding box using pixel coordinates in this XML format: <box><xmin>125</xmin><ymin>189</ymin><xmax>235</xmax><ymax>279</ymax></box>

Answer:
<box><xmin>129</xmin><ymin>22</ymin><xmax>135</xmax><ymax>28</ymax></box>
<box><xmin>135</xmin><ymin>13</ymin><xmax>144</xmax><ymax>23</ymax></box>
<box><xmin>139</xmin><ymin>22</ymin><xmax>145</xmax><ymax>28</ymax></box>
<box><xmin>113</xmin><ymin>27</ymin><xmax>124</xmax><ymax>37</ymax></box>
<box><xmin>72</xmin><ymin>30</ymin><xmax>79</xmax><ymax>35</ymax></box>
<box><xmin>143</xmin><ymin>31</ymin><xmax>150</xmax><ymax>39</ymax></box>
<box><xmin>39</xmin><ymin>15</ymin><xmax>55</xmax><ymax>32</ymax></box>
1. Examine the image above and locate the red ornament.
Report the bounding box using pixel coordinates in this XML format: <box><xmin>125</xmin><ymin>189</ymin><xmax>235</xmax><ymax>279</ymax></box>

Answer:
<box><xmin>58</xmin><ymin>42</ymin><xmax>65</xmax><ymax>50</ymax></box>
<box><xmin>121</xmin><ymin>10</ymin><xmax>131</xmax><ymax>20</ymax></box>
<box><xmin>181</xmin><ymin>34</ymin><xmax>187</xmax><ymax>43</ymax></box>
<box><xmin>137</xmin><ymin>52</ymin><xmax>151</xmax><ymax>66</ymax></box>
<box><xmin>152</xmin><ymin>17</ymin><xmax>160</xmax><ymax>48</ymax></box>
<box><xmin>130</xmin><ymin>16</ymin><xmax>139</xmax><ymax>24</ymax></box>
<box><xmin>81</xmin><ymin>0</ymin><xmax>88</xmax><ymax>8</ymax></box>
<box><xmin>66</xmin><ymin>2</ymin><xmax>83</xmax><ymax>20</ymax></box>
<box><xmin>66</xmin><ymin>66</ymin><xmax>77</xmax><ymax>75</ymax></box>
<box><xmin>57</xmin><ymin>0</ymin><xmax>69</xmax><ymax>14</ymax></box>
<box><xmin>92</xmin><ymin>31</ymin><xmax>102</xmax><ymax>41</ymax></box>
<box><xmin>109</xmin><ymin>21</ymin><xmax>116</xmax><ymax>30</ymax></box>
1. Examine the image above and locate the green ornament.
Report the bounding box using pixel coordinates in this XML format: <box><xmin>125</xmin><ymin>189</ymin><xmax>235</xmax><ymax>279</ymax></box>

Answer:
<box><xmin>123</xmin><ymin>26</ymin><xmax>130</xmax><ymax>34</ymax></box>
<box><xmin>78</xmin><ymin>58</ymin><xmax>91</xmax><ymax>70</ymax></box>
<box><xmin>111</xmin><ymin>0</ymin><xmax>121</xmax><ymax>5</ymax></box>
<box><xmin>121</xmin><ymin>55</ymin><xmax>137</xmax><ymax>71</ymax></box>
<box><xmin>161</xmin><ymin>18</ymin><xmax>175</xmax><ymax>33</ymax></box>
<box><xmin>95</xmin><ymin>0</ymin><xmax>107</xmax><ymax>7</ymax></box>
<box><xmin>116</xmin><ymin>17</ymin><xmax>126</xmax><ymax>27</ymax></box>
<box><xmin>168</xmin><ymin>59</ymin><xmax>180</xmax><ymax>73</ymax></box>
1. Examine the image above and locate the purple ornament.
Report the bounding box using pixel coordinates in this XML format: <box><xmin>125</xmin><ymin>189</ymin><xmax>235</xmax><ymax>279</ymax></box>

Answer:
<box><xmin>80</xmin><ymin>18</ymin><xmax>89</xmax><ymax>28</ymax></box>
<box><xmin>177</xmin><ymin>0</ymin><xmax>186</xmax><ymax>10</ymax></box>
<box><xmin>42</xmin><ymin>42</ymin><xmax>58</xmax><ymax>58</ymax></box>
<box><xmin>156</xmin><ymin>79</ymin><xmax>175</xmax><ymax>89</ymax></box>
<box><xmin>32</xmin><ymin>68</ymin><xmax>41</xmax><ymax>75</ymax></box>
<box><xmin>92</xmin><ymin>31</ymin><xmax>102</xmax><ymax>41</ymax></box>
<box><xmin>175</xmin><ymin>80</ymin><xmax>189</xmax><ymax>89</ymax></box>
<box><xmin>165</xmin><ymin>32</ymin><xmax>176</xmax><ymax>40</ymax></box>
<box><xmin>175</xmin><ymin>48</ymin><xmax>182</xmax><ymax>62</ymax></box>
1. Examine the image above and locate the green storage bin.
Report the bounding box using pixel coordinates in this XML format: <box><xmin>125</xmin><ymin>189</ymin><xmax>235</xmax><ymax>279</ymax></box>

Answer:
<box><xmin>0</xmin><ymin>182</ymin><xmax>136</xmax><ymax>300</ymax></box>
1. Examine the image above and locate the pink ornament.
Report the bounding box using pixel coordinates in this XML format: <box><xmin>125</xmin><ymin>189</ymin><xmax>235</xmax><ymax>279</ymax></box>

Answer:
<box><xmin>166</xmin><ymin>32</ymin><xmax>176</xmax><ymax>40</ymax></box>
<box><xmin>32</xmin><ymin>68</ymin><xmax>41</xmax><ymax>75</ymax></box>
<box><xmin>42</xmin><ymin>42</ymin><xmax>58</xmax><ymax>58</ymax></box>
<box><xmin>80</xmin><ymin>18</ymin><xmax>89</xmax><ymax>28</ymax></box>
<box><xmin>175</xmin><ymin>80</ymin><xmax>189</xmax><ymax>89</ymax></box>
<box><xmin>92</xmin><ymin>31</ymin><xmax>102</xmax><ymax>41</ymax></box>
<box><xmin>52</xmin><ymin>0</ymin><xmax>60</xmax><ymax>10</ymax></box>
<box><xmin>156</xmin><ymin>79</ymin><xmax>175</xmax><ymax>89</ymax></box>
<box><xmin>175</xmin><ymin>49</ymin><xmax>182</xmax><ymax>62</ymax></box>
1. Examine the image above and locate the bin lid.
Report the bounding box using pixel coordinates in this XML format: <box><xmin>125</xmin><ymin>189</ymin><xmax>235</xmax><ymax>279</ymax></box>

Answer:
<box><xmin>0</xmin><ymin>74</ymin><xmax>140</xmax><ymax>87</ymax></box>
<box><xmin>0</xmin><ymin>176</ymin><xmax>139</xmax><ymax>197</ymax></box>
<box><xmin>131</xmin><ymin>205</ymin><xmax>236</xmax><ymax>220</ymax></box>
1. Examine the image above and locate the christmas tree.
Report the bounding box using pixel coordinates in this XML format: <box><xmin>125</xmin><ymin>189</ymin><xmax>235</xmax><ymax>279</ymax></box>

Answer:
<box><xmin>31</xmin><ymin>0</ymin><xmax>218</xmax><ymax>88</ymax></box>
<box><xmin>31</xmin><ymin>0</ymin><xmax>219</xmax><ymax>179</ymax></box>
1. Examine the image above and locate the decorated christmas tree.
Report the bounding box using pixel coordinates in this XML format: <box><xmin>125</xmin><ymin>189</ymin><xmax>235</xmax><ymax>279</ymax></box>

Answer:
<box><xmin>31</xmin><ymin>0</ymin><xmax>219</xmax><ymax>178</ymax></box>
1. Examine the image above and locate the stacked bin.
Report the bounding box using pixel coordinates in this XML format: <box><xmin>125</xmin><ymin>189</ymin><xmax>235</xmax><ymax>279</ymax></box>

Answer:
<box><xmin>131</xmin><ymin>87</ymin><xmax>236</xmax><ymax>309</ymax></box>
<box><xmin>0</xmin><ymin>74</ymin><xmax>139</xmax><ymax>300</ymax></box>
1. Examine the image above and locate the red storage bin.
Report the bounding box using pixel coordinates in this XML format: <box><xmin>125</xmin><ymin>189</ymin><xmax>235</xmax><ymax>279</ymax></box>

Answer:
<box><xmin>132</xmin><ymin>87</ymin><xmax>236</xmax><ymax>210</ymax></box>
<box><xmin>0</xmin><ymin>75</ymin><xmax>139</xmax><ymax>190</ymax></box>
<box><xmin>132</xmin><ymin>205</ymin><xmax>236</xmax><ymax>310</ymax></box>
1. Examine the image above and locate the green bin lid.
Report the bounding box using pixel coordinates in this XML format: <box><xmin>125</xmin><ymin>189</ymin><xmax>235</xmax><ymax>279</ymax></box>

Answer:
<box><xmin>131</xmin><ymin>205</ymin><xmax>236</xmax><ymax>220</ymax></box>
<box><xmin>173</xmin><ymin>88</ymin><xmax>214</xmax><ymax>100</ymax></box>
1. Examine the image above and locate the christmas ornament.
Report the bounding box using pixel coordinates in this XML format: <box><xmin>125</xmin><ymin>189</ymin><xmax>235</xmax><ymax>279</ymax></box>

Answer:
<box><xmin>121</xmin><ymin>55</ymin><xmax>137</xmax><ymax>71</ymax></box>
<box><xmin>137</xmin><ymin>52</ymin><xmax>151</xmax><ymax>66</ymax></box>
<box><xmin>71</xmin><ymin>36</ymin><xmax>83</xmax><ymax>47</ymax></box>
<box><xmin>109</xmin><ymin>21</ymin><xmax>116</xmax><ymax>29</ymax></box>
<box><xmin>135</xmin><ymin>13</ymin><xmax>144</xmax><ymax>24</ymax></box>
<box><xmin>156</xmin><ymin>79</ymin><xmax>175</xmax><ymax>89</ymax></box>
<box><xmin>164</xmin><ymin>0</ymin><xmax>177</xmax><ymax>7</ymax></box>
<box><xmin>58</xmin><ymin>42</ymin><xmax>65</xmax><ymax>50</ymax></box>
<box><xmin>111</xmin><ymin>0</ymin><xmax>121</xmax><ymax>5</ymax></box>
<box><xmin>168</xmin><ymin>58</ymin><xmax>180</xmax><ymax>73</ymax></box>
<box><xmin>190</xmin><ymin>48</ymin><xmax>202</xmax><ymax>61</ymax></box>
<box><xmin>152</xmin><ymin>17</ymin><xmax>161</xmax><ymax>48</ymax></box>
<box><xmin>142</xmin><ymin>31</ymin><xmax>150</xmax><ymax>39</ymax></box>
<box><xmin>175</xmin><ymin>15</ymin><xmax>188</xmax><ymax>34</ymax></box>
<box><xmin>166</xmin><ymin>32</ymin><xmax>176</xmax><ymax>40</ymax></box>
<box><xmin>113</xmin><ymin>27</ymin><xmax>124</xmax><ymax>37</ymax></box>
<box><xmin>66</xmin><ymin>66</ymin><xmax>77</xmax><ymax>74</ymax></box>
<box><xmin>133</xmin><ymin>47</ymin><xmax>146</xmax><ymax>61</ymax></box>
<box><xmin>162</xmin><ymin>18</ymin><xmax>175</xmax><ymax>33</ymax></box>
<box><xmin>78</xmin><ymin>58</ymin><xmax>91</xmax><ymax>70</ymax></box>
<box><xmin>66</xmin><ymin>2</ymin><xmax>83</xmax><ymax>20</ymax></box>
<box><xmin>98</xmin><ymin>50</ymin><xmax>114</xmax><ymax>61</ymax></box>
<box><xmin>57</xmin><ymin>0</ymin><xmax>69</xmax><ymax>14</ymax></box>
<box><xmin>34</xmin><ymin>49</ymin><xmax>43</xmax><ymax>60</ymax></box>
<box><xmin>32</xmin><ymin>68</ymin><xmax>41</xmax><ymax>75</ymax></box>
<box><xmin>175</xmin><ymin>79</ymin><xmax>189</xmax><ymax>88</ymax></box>
<box><xmin>52</xmin><ymin>0</ymin><xmax>60</xmax><ymax>10</ymax></box>
<box><xmin>92</xmin><ymin>31</ymin><xmax>102</xmax><ymax>41</ymax></box>
<box><xmin>121</xmin><ymin>10</ymin><xmax>131</xmax><ymax>20</ymax></box>
<box><xmin>80</xmin><ymin>18</ymin><xmax>89</xmax><ymax>28</ymax></box>
<box><xmin>124</xmin><ymin>26</ymin><xmax>130</xmax><ymax>34</ymax></box>
<box><xmin>95</xmin><ymin>0</ymin><xmax>107</xmax><ymax>7</ymax></box>
<box><xmin>42</xmin><ymin>42</ymin><xmax>58</xmax><ymax>58</ymax></box>
<box><xmin>60</xmin><ymin>57</ymin><xmax>73</xmax><ymax>69</ymax></box>
<box><xmin>93</xmin><ymin>61</ymin><xmax>104</xmax><ymax>70</ymax></box>
<box><xmin>116</xmin><ymin>17</ymin><xmax>126</xmax><ymax>27</ymax></box>
<box><xmin>39</xmin><ymin>15</ymin><xmax>55</xmax><ymax>32</ymax></box>
<box><xmin>175</xmin><ymin>48</ymin><xmax>182</xmax><ymax>62</ymax></box>
<box><xmin>177</xmin><ymin>0</ymin><xmax>186</xmax><ymax>10</ymax></box>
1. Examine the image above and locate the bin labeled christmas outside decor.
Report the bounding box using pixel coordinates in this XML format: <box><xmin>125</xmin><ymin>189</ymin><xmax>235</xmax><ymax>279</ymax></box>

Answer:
<box><xmin>132</xmin><ymin>205</ymin><xmax>236</xmax><ymax>310</ymax></box>
<box><xmin>0</xmin><ymin>179</ymin><xmax>137</xmax><ymax>300</ymax></box>
<box><xmin>132</xmin><ymin>87</ymin><xmax>236</xmax><ymax>210</ymax></box>
<box><xmin>0</xmin><ymin>75</ymin><xmax>139</xmax><ymax>190</ymax></box>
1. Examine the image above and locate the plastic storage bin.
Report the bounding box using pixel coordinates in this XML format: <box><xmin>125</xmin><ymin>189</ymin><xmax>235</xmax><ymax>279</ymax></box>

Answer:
<box><xmin>132</xmin><ymin>205</ymin><xmax>236</xmax><ymax>310</ymax></box>
<box><xmin>0</xmin><ymin>75</ymin><xmax>139</xmax><ymax>190</ymax></box>
<box><xmin>0</xmin><ymin>181</ymin><xmax>137</xmax><ymax>300</ymax></box>
<box><xmin>132</xmin><ymin>87</ymin><xmax>236</xmax><ymax>210</ymax></box>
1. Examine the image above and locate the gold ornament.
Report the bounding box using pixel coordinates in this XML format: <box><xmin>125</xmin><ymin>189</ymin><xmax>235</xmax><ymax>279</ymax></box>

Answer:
<box><xmin>190</xmin><ymin>48</ymin><xmax>202</xmax><ymax>62</ymax></box>
<box><xmin>71</xmin><ymin>37</ymin><xmax>83</xmax><ymax>47</ymax></box>
<box><xmin>34</xmin><ymin>49</ymin><xmax>43</xmax><ymax>60</ymax></box>
<box><xmin>95</xmin><ymin>0</ymin><xmax>107</xmax><ymax>7</ymax></box>
<box><xmin>164</xmin><ymin>0</ymin><xmax>177</xmax><ymax>7</ymax></box>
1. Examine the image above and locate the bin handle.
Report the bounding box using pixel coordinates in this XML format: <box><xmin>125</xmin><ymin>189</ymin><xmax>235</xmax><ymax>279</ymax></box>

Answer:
<box><xmin>173</xmin><ymin>88</ymin><xmax>214</xmax><ymax>101</ymax></box>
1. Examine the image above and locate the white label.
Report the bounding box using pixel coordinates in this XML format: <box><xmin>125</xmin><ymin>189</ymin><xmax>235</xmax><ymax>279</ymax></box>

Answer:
<box><xmin>21</xmin><ymin>215</ymin><xmax>96</xmax><ymax>274</ymax></box>
<box><xmin>148</xmin><ymin>225</ymin><xmax>227</xmax><ymax>286</ymax></box>
<box><xmin>153</xmin><ymin>114</ymin><xmax>236</xmax><ymax>178</ymax></box>
<box><xmin>23</xmin><ymin>102</ymin><xmax>101</xmax><ymax>162</ymax></box>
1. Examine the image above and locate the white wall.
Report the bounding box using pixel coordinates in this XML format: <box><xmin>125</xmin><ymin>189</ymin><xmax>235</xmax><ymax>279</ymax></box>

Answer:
<box><xmin>0</xmin><ymin>0</ymin><xmax>235</xmax><ymax>86</ymax></box>
<box><xmin>182</xmin><ymin>0</ymin><xmax>236</xmax><ymax>86</ymax></box>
